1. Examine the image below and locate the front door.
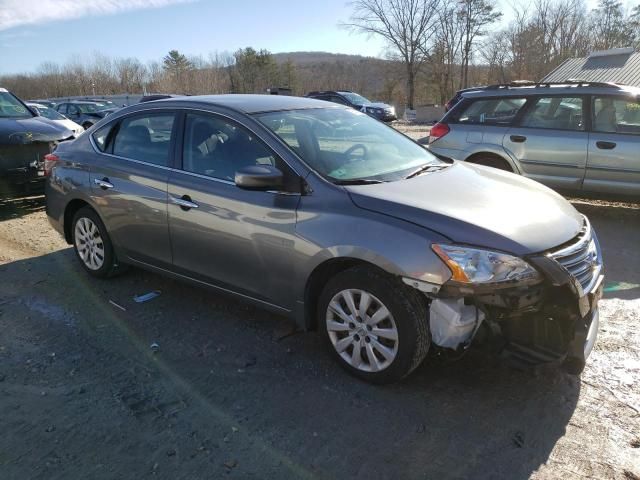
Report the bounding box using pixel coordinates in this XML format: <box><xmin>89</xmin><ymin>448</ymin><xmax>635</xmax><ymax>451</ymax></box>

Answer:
<box><xmin>504</xmin><ymin>95</ymin><xmax>588</xmax><ymax>191</ymax></box>
<box><xmin>167</xmin><ymin>111</ymin><xmax>300</xmax><ymax>309</ymax></box>
<box><xmin>89</xmin><ymin>111</ymin><xmax>177</xmax><ymax>266</ymax></box>
<box><xmin>584</xmin><ymin>95</ymin><xmax>640</xmax><ymax>195</ymax></box>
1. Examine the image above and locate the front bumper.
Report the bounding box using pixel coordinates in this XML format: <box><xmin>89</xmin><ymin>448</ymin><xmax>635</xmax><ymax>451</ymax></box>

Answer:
<box><xmin>431</xmin><ymin>219</ymin><xmax>603</xmax><ymax>373</ymax></box>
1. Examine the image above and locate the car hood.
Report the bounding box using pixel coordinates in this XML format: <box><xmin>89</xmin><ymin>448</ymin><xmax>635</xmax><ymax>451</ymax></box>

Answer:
<box><xmin>0</xmin><ymin>117</ymin><xmax>74</xmax><ymax>144</ymax></box>
<box><xmin>346</xmin><ymin>162</ymin><xmax>583</xmax><ymax>256</ymax></box>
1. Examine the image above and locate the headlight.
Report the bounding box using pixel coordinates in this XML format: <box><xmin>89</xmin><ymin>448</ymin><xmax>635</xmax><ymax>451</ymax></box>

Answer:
<box><xmin>432</xmin><ymin>244</ymin><xmax>542</xmax><ymax>284</ymax></box>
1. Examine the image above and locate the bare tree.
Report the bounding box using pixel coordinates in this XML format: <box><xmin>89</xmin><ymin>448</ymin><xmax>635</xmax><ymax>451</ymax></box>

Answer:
<box><xmin>346</xmin><ymin>0</ymin><xmax>441</xmax><ymax>109</ymax></box>
<box><xmin>458</xmin><ymin>0</ymin><xmax>502</xmax><ymax>89</ymax></box>
<box><xmin>590</xmin><ymin>0</ymin><xmax>634</xmax><ymax>50</ymax></box>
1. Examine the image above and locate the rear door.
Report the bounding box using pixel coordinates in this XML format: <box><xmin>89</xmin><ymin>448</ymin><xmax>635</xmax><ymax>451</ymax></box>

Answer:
<box><xmin>504</xmin><ymin>95</ymin><xmax>588</xmax><ymax>191</ymax></box>
<box><xmin>167</xmin><ymin>111</ymin><xmax>301</xmax><ymax>309</ymax></box>
<box><xmin>89</xmin><ymin>111</ymin><xmax>177</xmax><ymax>267</ymax></box>
<box><xmin>438</xmin><ymin>96</ymin><xmax>527</xmax><ymax>156</ymax></box>
<box><xmin>584</xmin><ymin>95</ymin><xmax>640</xmax><ymax>195</ymax></box>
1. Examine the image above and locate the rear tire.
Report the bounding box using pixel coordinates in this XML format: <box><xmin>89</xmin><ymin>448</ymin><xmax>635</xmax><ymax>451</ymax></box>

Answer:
<box><xmin>71</xmin><ymin>207</ymin><xmax>124</xmax><ymax>278</ymax></box>
<box><xmin>318</xmin><ymin>266</ymin><xmax>430</xmax><ymax>384</ymax></box>
<box><xmin>466</xmin><ymin>154</ymin><xmax>513</xmax><ymax>172</ymax></box>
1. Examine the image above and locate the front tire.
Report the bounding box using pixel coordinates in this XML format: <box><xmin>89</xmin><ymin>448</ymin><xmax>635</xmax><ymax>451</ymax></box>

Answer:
<box><xmin>318</xmin><ymin>266</ymin><xmax>430</xmax><ymax>384</ymax></box>
<box><xmin>71</xmin><ymin>207</ymin><xmax>122</xmax><ymax>278</ymax></box>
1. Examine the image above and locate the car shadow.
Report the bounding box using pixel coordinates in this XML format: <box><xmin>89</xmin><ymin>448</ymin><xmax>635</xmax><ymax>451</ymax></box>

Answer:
<box><xmin>0</xmin><ymin>249</ymin><xmax>580</xmax><ymax>480</ymax></box>
<box><xmin>0</xmin><ymin>192</ymin><xmax>45</xmax><ymax>221</ymax></box>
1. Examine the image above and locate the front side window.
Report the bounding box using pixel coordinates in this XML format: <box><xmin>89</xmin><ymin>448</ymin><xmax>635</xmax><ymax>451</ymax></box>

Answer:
<box><xmin>257</xmin><ymin>108</ymin><xmax>443</xmax><ymax>183</ymax></box>
<box><xmin>182</xmin><ymin>113</ymin><xmax>279</xmax><ymax>182</ymax></box>
<box><xmin>520</xmin><ymin>96</ymin><xmax>584</xmax><ymax>131</ymax></box>
<box><xmin>112</xmin><ymin>113</ymin><xmax>175</xmax><ymax>166</ymax></box>
<box><xmin>456</xmin><ymin>97</ymin><xmax>526</xmax><ymax>126</ymax></box>
<box><xmin>339</xmin><ymin>92</ymin><xmax>371</xmax><ymax>105</ymax></box>
<box><xmin>56</xmin><ymin>104</ymin><xmax>68</xmax><ymax>114</ymax></box>
<box><xmin>593</xmin><ymin>96</ymin><xmax>640</xmax><ymax>134</ymax></box>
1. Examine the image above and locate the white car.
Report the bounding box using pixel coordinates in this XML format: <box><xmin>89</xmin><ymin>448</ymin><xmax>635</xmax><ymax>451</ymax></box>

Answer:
<box><xmin>27</xmin><ymin>102</ymin><xmax>84</xmax><ymax>136</ymax></box>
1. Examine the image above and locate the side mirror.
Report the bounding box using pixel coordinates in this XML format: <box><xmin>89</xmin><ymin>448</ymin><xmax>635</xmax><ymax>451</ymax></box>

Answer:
<box><xmin>235</xmin><ymin>165</ymin><xmax>284</xmax><ymax>191</ymax></box>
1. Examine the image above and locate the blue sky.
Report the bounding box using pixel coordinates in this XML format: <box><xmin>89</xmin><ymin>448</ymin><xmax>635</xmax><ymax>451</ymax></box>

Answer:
<box><xmin>0</xmin><ymin>0</ymin><xmax>633</xmax><ymax>75</ymax></box>
<box><xmin>0</xmin><ymin>0</ymin><xmax>388</xmax><ymax>74</ymax></box>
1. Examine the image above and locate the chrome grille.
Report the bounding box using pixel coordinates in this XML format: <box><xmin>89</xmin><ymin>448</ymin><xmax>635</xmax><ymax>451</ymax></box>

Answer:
<box><xmin>548</xmin><ymin>217</ymin><xmax>602</xmax><ymax>295</ymax></box>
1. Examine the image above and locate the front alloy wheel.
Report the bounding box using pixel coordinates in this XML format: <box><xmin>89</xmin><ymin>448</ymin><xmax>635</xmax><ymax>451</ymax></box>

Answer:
<box><xmin>319</xmin><ymin>266</ymin><xmax>430</xmax><ymax>384</ymax></box>
<box><xmin>326</xmin><ymin>289</ymin><xmax>399</xmax><ymax>372</ymax></box>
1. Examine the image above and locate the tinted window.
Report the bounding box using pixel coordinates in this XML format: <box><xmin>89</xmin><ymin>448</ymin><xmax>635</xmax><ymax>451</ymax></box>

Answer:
<box><xmin>182</xmin><ymin>113</ymin><xmax>279</xmax><ymax>182</ymax></box>
<box><xmin>92</xmin><ymin>124</ymin><xmax>115</xmax><ymax>152</ymax></box>
<box><xmin>593</xmin><ymin>96</ymin><xmax>640</xmax><ymax>135</ymax></box>
<box><xmin>57</xmin><ymin>104</ymin><xmax>68</xmax><ymax>114</ymax></box>
<box><xmin>112</xmin><ymin>113</ymin><xmax>175</xmax><ymax>166</ymax></box>
<box><xmin>329</xmin><ymin>96</ymin><xmax>349</xmax><ymax>106</ymax></box>
<box><xmin>456</xmin><ymin>97</ymin><xmax>526</xmax><ymax>126</ymax></box>
<box><xmin>520</xmin><ymin>97</ymin><xmax>584</xmax><ymax>131</ymax></box>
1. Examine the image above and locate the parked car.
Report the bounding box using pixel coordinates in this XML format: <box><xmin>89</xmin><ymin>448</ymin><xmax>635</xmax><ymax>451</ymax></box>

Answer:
<box><xmin>55</xmin><ymin>101</ymin><xmax>119</xmax><ymax>130</ymax></box>
<box><xmin>306</xmin><ymin>90</ymin><xmax>397</xmax><ymax>122</ymax></box>
<box><xmin>45</xmin><ymin>95</ymin><xmax>603</xmax><ymax>383</ymax></box>
<box><xmin>0</xmin><ymin>88</ymin><xmax>74</xmax><ymax>192</ymax></box>
<box><xmin>428</xmin><ymin>81</ymin><xmax>640</xmax><ymax>197</ymax></box>
<box><xmin>28</xmin><ymin>102</ymin><xmax>84</xmax><ymax>137</ymax></box>
<box><xmin>139</xmin><ymin>94</ymin><xmax>183</xmax><ymax>103</ymax></box>
<box><xmin>30</xmin><ymin>99</ymin><xmax>58</xmax><ymax>109</ymax></box>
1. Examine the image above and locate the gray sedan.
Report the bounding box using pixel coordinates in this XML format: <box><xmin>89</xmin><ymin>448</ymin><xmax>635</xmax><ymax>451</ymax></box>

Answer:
<box><xmin>45</xmin><ymin>95</ymin><xmax>603</xmax><ymax>383</ymax></box>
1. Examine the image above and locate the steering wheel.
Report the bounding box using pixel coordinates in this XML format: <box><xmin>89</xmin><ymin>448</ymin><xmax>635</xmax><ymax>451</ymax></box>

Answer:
<box><xmin>344</xmin><ymin>143</ymin><xmax>368</xmax><ymax>162</ymax></box>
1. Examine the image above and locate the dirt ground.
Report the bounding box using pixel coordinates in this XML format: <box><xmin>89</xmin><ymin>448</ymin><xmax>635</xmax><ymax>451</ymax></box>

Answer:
<box><xmin>0</xmin><ymin>188</ymin><xmax>639</xmax><ymax>479</ymax></box>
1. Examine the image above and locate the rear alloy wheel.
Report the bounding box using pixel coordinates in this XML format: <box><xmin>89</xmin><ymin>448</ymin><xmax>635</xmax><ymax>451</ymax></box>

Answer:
<box><xmin>319</xmin><ymin>266</ymin><xmax>430</xmax><ymax>384</ymax></box>
<box><xmin>72</xmin><ymin>207</ymin><xmax>123</xmax><ymax>278</ymax></box>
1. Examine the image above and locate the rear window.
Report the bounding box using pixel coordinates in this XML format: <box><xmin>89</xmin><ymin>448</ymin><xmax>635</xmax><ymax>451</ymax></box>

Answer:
<box><xmin>455</xmin><ymin>97</ymin><xmax>526</xmax><ymax>126</ymax></box>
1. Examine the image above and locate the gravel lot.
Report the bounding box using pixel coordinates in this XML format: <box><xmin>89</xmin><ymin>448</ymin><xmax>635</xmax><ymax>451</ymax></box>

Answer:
<box><xmin>0</xmin><ymin>186</ymin><xmax>639</xmax><ymax>479</ymax></box>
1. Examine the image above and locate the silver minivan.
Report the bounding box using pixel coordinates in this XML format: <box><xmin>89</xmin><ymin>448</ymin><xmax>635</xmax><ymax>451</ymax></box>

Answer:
<box><xmin>428</xmin><ymin>82</ymin><xmax>640</xmax><ymax>196</ymax></box>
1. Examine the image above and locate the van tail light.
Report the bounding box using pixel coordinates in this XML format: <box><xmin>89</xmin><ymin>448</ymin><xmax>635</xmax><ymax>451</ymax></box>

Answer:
<box><xmin>43</xmin><ymin>153</ymin><xmax>60</xmax><ymax>176</ymax></box>
<box><xmin>429</xmin><ymin>122</ymin><xmax>450</xmax><ymax>144</ymax></box>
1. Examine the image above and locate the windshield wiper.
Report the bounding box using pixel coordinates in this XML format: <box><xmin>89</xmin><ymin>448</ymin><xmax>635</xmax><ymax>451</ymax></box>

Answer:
<box><xmin>404</xmin><ymin>164</ymin><xmax>446</xmax><ymax>179</ymax></box>
<box><xmin>332</xmin><ymin>178</ymin><xmax>385</xmax><ymax>185</ymax></box>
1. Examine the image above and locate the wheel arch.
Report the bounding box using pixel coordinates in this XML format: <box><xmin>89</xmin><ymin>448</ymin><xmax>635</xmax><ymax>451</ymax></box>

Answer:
<box><xmin>302</xmin><ymin>256</ymin><xmax>406</xmax><ymax>332</ymax></box>
<box><xmin>465</xmin><ymin>151</ymin><xmax>515</xmax><ymax>172</ymax></box>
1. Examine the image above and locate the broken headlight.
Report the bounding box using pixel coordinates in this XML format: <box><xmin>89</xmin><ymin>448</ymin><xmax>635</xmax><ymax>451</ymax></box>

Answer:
<box><xmin>432</xmin><ymin>244</ymin><xmax>542</xmax><ymax>285</ymax></box>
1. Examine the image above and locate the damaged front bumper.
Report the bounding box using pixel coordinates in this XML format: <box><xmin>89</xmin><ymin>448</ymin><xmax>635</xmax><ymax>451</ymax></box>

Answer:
<box><xmin>422</xmin><ymin>220</ymin><xmax>604</xmax><ymax>374</ymax></box>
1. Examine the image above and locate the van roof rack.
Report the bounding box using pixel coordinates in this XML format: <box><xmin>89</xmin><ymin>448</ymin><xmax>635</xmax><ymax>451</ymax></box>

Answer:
<box><xmin>483</xmin><ymin>80</ymin><xmax>626</xmax><ymax>90</ymax></box>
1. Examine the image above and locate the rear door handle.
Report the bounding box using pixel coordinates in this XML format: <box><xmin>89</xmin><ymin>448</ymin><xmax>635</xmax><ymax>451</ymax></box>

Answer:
<box><xmin>171</xmin><ymin>195</ymin><xmax>199</xmax><ymax>211</ymax></box>
<box><xmin>94</xmin><ymin>177</ymin><xmax>114</xmax><ymax>190</ymax></box>
<box><xmin>510</xmin><ymin>135</ymin><xmax>527</xmax><ymax>143</ymax></box>
<box><xmin>596</xmin><ymin>141</ymin><xmax>616</xmax><ymax>150</ymax></box>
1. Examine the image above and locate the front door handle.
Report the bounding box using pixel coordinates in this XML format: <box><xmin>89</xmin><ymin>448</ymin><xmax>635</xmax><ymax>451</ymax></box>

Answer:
<box><xmin>94</xmin><ymin>177</ymin><xmax>114</xmax><ymax>190</ymax></box>
<box><xmin>510</xmin><ymin>135</ymin><xmax>527</xmax><ymax>143</ymax></box>
<box><xmin>596</xmin><ymin>141</ymin><xmax>616</xmax><ymax>150</ymax></box>
<box><xmin>171</xmin><ymin>195</ymin><xmax>199</xmax><ymax>211</ymax></box>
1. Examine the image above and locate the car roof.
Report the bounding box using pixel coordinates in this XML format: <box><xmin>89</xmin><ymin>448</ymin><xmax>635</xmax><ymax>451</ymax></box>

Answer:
<box><xmin>26</xmin><ymin>102</ymin><xmax>46</xmax><ymax>108</ymax></box>
<box><xmin>64</xmin><ymin>100</ymin><xmax>108</xmax><ymax>104</ymax></box>
<box><xmin>462</xmin><ymin>83</ymin><xmax>640</xmax><ymax>99</ymax></box>
<box><xmin>151</xmin><ymin>94</ymin><xmax>342</xmax><ymax>114</ymax></box>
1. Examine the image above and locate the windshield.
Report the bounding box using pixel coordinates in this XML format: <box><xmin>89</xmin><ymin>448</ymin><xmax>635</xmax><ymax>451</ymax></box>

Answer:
<box><xmin>256</xmin><ymin>108</ymin><xmax>442</xmax><ymax>183</ymax></box>
<box><xmin>31</xmin><ymin>105</ymin><xmax>66</xmax><ymax>120</ymax></box>
<box><xmin>0</xmin><ymin>92</ymin><xmax>33</xmax><ymax>119</ymax></box>
<box><xmin>339</xmin><ymin>92</ymin><xmax>371</xmax><ymax>105</ymax></box>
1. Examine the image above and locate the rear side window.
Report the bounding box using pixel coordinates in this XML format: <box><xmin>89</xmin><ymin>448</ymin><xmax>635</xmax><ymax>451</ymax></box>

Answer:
<box><xmin>593</xmin><ymin>96</ymin><xmax>640</xmax><ymax>135</ymax></box>
<box><xmin>112</xmin><ymin>113</ymin><xmax>175</xmax><ymax>166</ymax></box>
<box><xmin>92</xmin><ymin>124</ymin><xmax>113</xmax><ymax>152</ymax></box>
<box><xmin>520</xmin><ymin>97</ymin><xmax>584</xmax><ymax>131</ymax></box>
<box><xmin>455</xmin><ymin>97</ymin><xmax>526</xmax><ymax>126</ymax></box>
